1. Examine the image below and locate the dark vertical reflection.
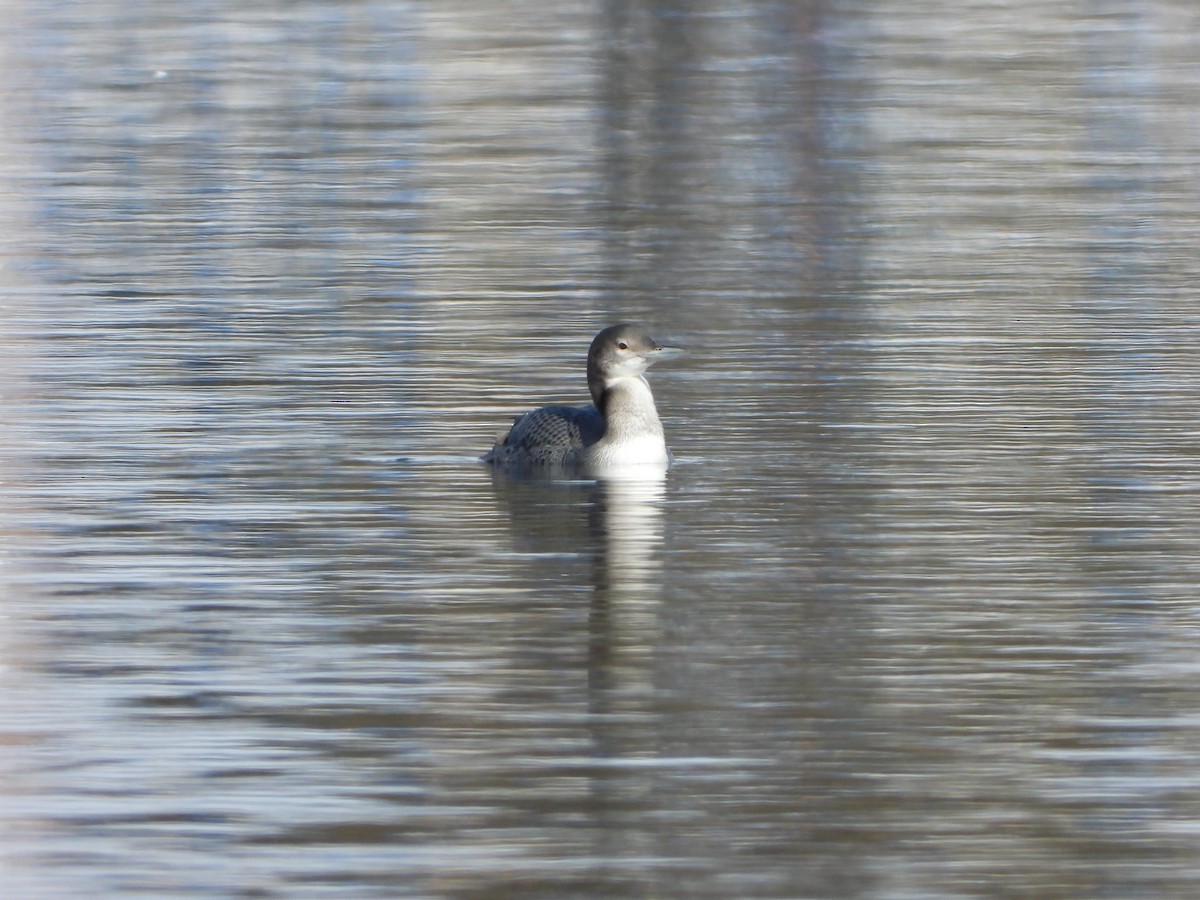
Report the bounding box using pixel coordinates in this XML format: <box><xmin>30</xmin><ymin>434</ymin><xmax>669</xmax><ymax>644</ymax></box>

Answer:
<box><xmin>595</xmin><ymin>0</ymin><xmax>870</xmax><ymax>309</ymax></box>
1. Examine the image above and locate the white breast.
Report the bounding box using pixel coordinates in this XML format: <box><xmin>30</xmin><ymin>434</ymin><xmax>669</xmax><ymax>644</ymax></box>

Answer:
<box><xmin>582</xmin><ymin>433</ymin><xmax>670</xmax><ymax>475</ymax></box>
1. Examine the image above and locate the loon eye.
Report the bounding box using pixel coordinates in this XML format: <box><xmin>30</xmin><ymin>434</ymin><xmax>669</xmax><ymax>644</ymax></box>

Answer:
<box><xmin>617</xmin><ymin>341</ymin><xmax>628</xmax><ymax>350</ymax></box>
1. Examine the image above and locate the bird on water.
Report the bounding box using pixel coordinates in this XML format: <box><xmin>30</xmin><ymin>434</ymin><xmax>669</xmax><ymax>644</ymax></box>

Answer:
<box><xmin>483</xmin><ymin>323</ymin><xmax>678</xmax><ymax>473</ymax></box>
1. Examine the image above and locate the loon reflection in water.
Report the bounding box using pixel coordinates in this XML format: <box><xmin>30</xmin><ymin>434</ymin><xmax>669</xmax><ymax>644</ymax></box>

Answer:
<box><xmin>483</xmin><ymin>323</ymin><xmax>678</xmax><ymax>473</ymax></box>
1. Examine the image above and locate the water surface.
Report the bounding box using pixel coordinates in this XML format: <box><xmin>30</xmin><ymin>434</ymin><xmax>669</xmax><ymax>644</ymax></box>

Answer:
<box><xmin>3</xmin><ymin>1</ymin><xmax>1200</xmax><ymax>897</ymax></box>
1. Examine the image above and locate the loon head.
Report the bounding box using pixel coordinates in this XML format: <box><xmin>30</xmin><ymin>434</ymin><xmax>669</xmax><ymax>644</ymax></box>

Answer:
<box><xmin>586</xmin><ymin>323</ymin><xmax>676</xmax><ymax>405</ymax></box>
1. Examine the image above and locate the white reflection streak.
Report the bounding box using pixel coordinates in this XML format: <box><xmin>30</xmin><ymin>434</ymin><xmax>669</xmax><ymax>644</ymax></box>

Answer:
<box><xmin>595</xmin><ymin>470</ymin><xmax>667</xmax><ymax>597</ymax></box>
<box><xmin>589</xmin><ymin>469</ymin><xmax>668</xmax><ymax>718</ymax></box>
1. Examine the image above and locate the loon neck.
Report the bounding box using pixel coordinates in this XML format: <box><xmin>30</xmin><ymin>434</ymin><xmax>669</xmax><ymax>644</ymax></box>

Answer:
<box><xmin>581</xmin><ymin>375</ymin><xmax>668</xmax><ymax>471</ymax></box>
<box><xmin>598</xmin><ymin>375</ymin><xmax>663</xmax><ymax>439</ymax></box>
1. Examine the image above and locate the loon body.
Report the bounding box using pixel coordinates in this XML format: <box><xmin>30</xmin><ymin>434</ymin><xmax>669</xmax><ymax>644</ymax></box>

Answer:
<box><xmin>483</xmin><ymin>323</ymin><xmax>676</xmax><ymax>473</ymax></box>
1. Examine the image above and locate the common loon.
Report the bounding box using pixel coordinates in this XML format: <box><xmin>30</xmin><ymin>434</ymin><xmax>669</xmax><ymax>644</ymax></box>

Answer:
<box><xmin>483</xmin><ymin>323</ymin><xmax>678</xmax><ymax>472</ymax></box>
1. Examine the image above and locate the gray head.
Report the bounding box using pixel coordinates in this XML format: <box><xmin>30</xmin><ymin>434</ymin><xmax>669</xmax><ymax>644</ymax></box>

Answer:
<box><xmin>585</xmin><ymin>323</ymin><xmax>672</xmax><ymax>407</ymax></box>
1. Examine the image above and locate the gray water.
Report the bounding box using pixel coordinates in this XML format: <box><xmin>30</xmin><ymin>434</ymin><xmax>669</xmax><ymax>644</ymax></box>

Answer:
<box><xmin>3</xmin><ymin>1</ymin><xmax>1200</xmax><ymax>897</ymax></box>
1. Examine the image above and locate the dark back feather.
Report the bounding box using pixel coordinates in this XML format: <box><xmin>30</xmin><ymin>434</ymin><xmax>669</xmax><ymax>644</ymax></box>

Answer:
<box><xmin>484</xmin><ymin>404</ymin><xmax>604</xmax><ymax>467</ymax></box>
